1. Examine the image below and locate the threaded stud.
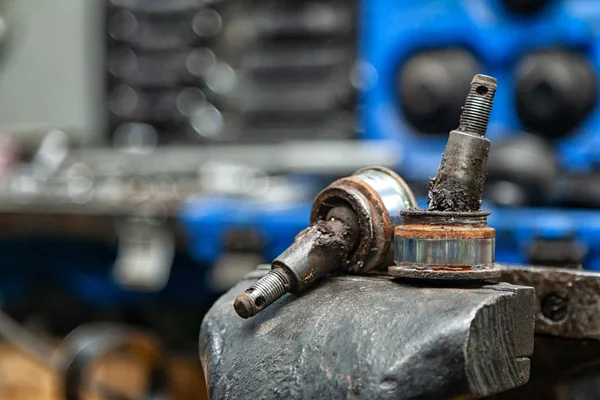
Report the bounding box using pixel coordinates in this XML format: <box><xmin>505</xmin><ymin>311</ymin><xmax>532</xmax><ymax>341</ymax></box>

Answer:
<box><xmin>458</xmin><ymin>74</ymin><xmax>497</xmax><ymax>137</ymax></box>
<box><xmin>233</xmin><ymin>268</ymin><xmax>292</xmax><ymax>319</ymax></box>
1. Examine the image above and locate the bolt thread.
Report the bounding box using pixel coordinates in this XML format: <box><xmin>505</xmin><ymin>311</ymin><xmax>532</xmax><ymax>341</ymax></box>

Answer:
<box><xmin>458</xmin><ymin>74</ymin><xmax>497</xmax><ymax>137</ymax></box>
<box><xmin>234</xmin><ymin>268</ymin><xmax>292</xmax><ymax>319</ymax></box>
<box><xmin>250</xmin><ymin>269</ymin><xmax>290</xmax><ymax>305</ymax></box>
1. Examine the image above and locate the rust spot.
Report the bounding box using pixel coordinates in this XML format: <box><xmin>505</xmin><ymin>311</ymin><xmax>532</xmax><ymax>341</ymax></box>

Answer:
<box><xmin>302</xmin><ymin>271</ymin><xmax>315</xmax><ymax>284</ymax></box>
<box><xmin>395</xmin><ymin>224</ymin><xmax>495</xmax><ymax>239</ymax></box>
<box><xmin>310</xmin><ymin>174</ymin><xmax>392</xmax><ymax>273</ymax></box>
<box><xmin>343</xmin><ymin>177</ymin><xmax>391</xmax><ymax>268</ymax></box>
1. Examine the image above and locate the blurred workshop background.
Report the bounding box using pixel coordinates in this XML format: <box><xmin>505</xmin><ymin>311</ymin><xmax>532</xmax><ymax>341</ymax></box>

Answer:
<box><xmin>0</xmin><ymin>0</ymin><xmax>596</xmax><ymax>398</ymax></box>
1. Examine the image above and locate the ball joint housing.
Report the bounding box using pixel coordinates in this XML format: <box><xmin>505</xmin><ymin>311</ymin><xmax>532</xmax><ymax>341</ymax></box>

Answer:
<box><xmin>390</xmin><ymin>74</ymin><xmax>501</xmax><ymax>280</ymax></box>
<box><xmin>234</xmin><ymin>167</ymin><xmax>417</xmax><ymax>318</ymax></box>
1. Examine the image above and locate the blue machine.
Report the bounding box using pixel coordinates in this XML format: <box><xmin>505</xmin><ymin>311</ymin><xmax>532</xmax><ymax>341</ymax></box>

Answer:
<box><xmin>362</xmin><ymin>0</ymin><xmax>600</xmax><ymax>180</ymax></box>
<box><xmin>180</xmin><ymin>195</ymin><xmax>600</xmax><ymax>271</ymax></box>
<box><xmin>0</xmin><ymin>236</ymin><xmax>217</xmax><ymax>310</ymax></box>
<box><xmin>180</xmin><ymin>0</ymin><xmax>600</xmax><ymax>275</ymax></box>
<box><xmin>180</xmin><ymin>196</ymin><xmax>311</xmax><ymax>265</ymax></box>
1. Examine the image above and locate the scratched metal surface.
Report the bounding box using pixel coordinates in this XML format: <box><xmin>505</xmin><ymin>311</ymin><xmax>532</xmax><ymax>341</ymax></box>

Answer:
<box><xmin>200</xmin><ymin>270</ymin><xmax>534</xmax><ymax>399</ymax></box>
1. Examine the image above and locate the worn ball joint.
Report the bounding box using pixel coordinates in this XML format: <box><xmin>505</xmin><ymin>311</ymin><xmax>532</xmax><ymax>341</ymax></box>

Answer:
<box><xmin>389</xmin><ymin>74</ymin><xmax>501</xmax><ymax>280</ymax></box>
<box><xmin>234</xmin><ymin>167</ymin><xmax>417</xmax><ymax>318</ymax></box>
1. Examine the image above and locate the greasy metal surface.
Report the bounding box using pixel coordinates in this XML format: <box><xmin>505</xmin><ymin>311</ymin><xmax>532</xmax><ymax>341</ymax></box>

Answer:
<box><xmin>500</xmin><ymin>265</ymin><xmax>600</xmax><ymax>340</ymax></box>
<box><xmin>275</xmin><ymin>206</ymin><xmax>360</xmax><ymax>291</ymax></box>
<box><xmin>428</xmin><ymin>130</ymin><xmax>491</xmax><ymax>212</ymax></box>
<box><xmin>311</xmin><ymin>181</ymin><xmax>377</xmax><ymax>271</ymax></box>
<box><xmin>233</xmin><ymin>204</ymin><xmax>360</xmax><ymax>318</ymax></box>
<box><xmin>201</xmin><ymin>270</ymin><xmax>534</xmax><ymax>399</ymax></box>
<box><xmin>311</xmin><ymin>167</ymin><xmax>417</xmax><ymax>272</ymax></box>
<box><xmin>232</xmin><ymin>167</ymin><xmax>414</xmax><ymax>319</ymax></box>
<box><xmin>428</xmin><ymin>74</ymin><xmax>496</xmax><ymax>212</ymax></box>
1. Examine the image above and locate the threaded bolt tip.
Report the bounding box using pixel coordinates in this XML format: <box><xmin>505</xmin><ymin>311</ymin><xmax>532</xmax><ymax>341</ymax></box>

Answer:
<box><xmin>233</xmin><ymin>268</ymin><xmax>292</xmax><ymax>319</ymax></box>
<box><xmin>472</xmin><ymin>74</ymin><xmax>497</xmax><ymax>88</ymax></box>
<box><xmin>233</xmin><ymin>294</ymin><xmax>255</xmax><ymax>319</ymax></box>
<box><xmin>458</xmin><ymin>74</ymin><xmax>498</xmax><ymax>137</ymax></box>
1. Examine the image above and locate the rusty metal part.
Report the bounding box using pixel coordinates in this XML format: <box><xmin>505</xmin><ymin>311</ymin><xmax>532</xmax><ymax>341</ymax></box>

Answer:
<box><xmin>395</xmin><ymin>223</ymin><xmax>495</xmax><ymax>239</ymax></box>
<box><xmin>273</xmin><ymin>205</ymin><xmax>360</xmax><ymax>290</ymax></box>
<box><xmin>428</xmin><ymin>74</ymin><xmax>497</xmax><ymax>212</ymax></box>
<box><xmin>499</xmin><ymin>265</ymin><xmax>600</xmax><ymax>340</ymax></box>
<box><xmin>203</xmin><ymin>267</ymin><xmax>535</xmax><ymax>399</ymax></box>
<box><xmin>234</xmin><ymin>204</ymin><xmax>359</xmax><ymax>319</ymax></box>
<box><xmin>428</xmin><ymin>130</ymin><xmax>491</xmax><ymax>212</ymax></box>
<box><xmin>402</xmin><ymin>209</ymin><xmax>491</xmax><ymax>225</ymax></box>
<box><xmin>391</xmin><ymin>74</ymin><xmax>499</xmax><ymax>280</ymax></box>
<box><xmin>233</xmin><ymin>267</ymin><xmax>292</xmax><ymax>319</ymax></box>
<box><xmin>311</xmin><ymin>166</ymin><xmax>416</xmax><ymax>272</ymax></box>
<box><xmin>390</xmin><ymin>209</ymin><xmax>500</xmax><ymax>280</ymax></box>
<box><xmin>233</xmin><ymin>167</ymin><xmax>416</xmax><ymax>318</ymax></box>
<box><xmin>393</xmin><ymin>224</ymin><xmax>495</xmax><ymax>272</ymax></box>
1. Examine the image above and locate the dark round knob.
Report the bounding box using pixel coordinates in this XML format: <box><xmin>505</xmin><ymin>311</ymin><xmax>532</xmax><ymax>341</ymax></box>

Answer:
<box><xmin>398</xmin><ymin>49</ymin><xmax>479</xmax><ymax>135</ymax></box>
<box><xmin>552</xmin><ymin>173</ymin><xmax>600</xmax><ymax>208</ymax></box>
<box><xmin>502</xmin><ymin>0</ymin><xmax>550</xmax><ymax>15</ymax></box>
<box><xmin>516</xmin><ymin>50</ymin><xmax>597</xmax><ymax>139</ymax></box>
<box><xmin>485</xmin><ymin>133</ymin><xmax>558</xmax><ymax>206</ymax></box>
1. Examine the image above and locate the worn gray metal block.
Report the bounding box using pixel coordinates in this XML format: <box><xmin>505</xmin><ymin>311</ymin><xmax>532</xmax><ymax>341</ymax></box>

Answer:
<box><xmin>200</xmin><ymin>267</ymin><xmax>534</xmax><ymax>399</ymax></box>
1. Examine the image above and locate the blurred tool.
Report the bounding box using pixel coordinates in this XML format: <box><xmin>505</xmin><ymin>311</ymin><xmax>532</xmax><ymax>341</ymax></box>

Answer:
<box><xmin>516</xmin><ymin>49</ymin><xmax>597</xmax><ymax>140</ymax></box>
<box><xmin>233</xmin><ymin>167</ymin><xmax>416</xmax><ymax>318</ymax></box>
<box><xmin>0</xmin><ymin>309</ymin><xmax>167</xmax><ymax>400</ymax></box>
<box><xmin>106</xmin><ymin>0</ymin><xmax>356</xmax><ymax>144</ymax></box>
<box><xmin>552</xmin><ymin>173</ymin><xmax>600</xmax><ymax>208</ymax></box>
<box><xmin>390</xmin><ymin>74</ymin><xmax>500</xmax><ymax>279</ymax></box>
<box><xmin>527</xmin><ymin>233</ymin><xmax>585</xmax><ymax>269</ymax></box>
<box><xmin>0</xmin><ymin>0</ymin><xmax>102</xmax><ymax>147</ymax></box>
<box><xmin>486</xmin><ymin>134</ymin><xmax>558</xmax><ymax>207</ymax></box>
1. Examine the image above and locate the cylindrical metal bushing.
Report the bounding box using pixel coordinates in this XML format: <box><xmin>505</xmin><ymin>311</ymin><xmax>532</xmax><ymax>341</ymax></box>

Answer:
<box><xmin>395</xmin><ymin>226</ymin><xmax>495</xmax><ymax>267</ymax></box>
<box><xmin>390</xmin><ymin>210</ymin><xmax>499</xmax><ymax>280</ymax></box>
